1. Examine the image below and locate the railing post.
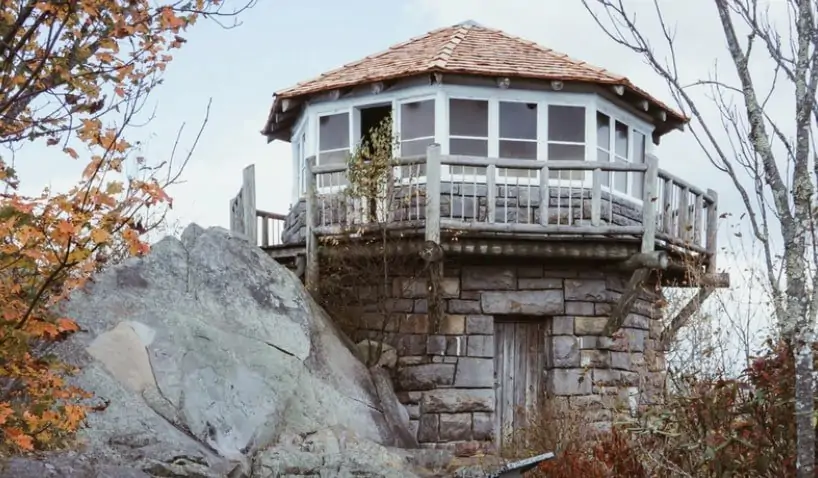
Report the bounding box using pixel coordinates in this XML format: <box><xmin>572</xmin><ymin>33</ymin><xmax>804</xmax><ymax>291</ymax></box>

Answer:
<box><xmin>425</xmin><ymin>144</ymin><xmax>441</xmax><ymax>244</ymax></box>
<box><xmin>641</xmin><ymin>155</ymin><xmax>659</xmax><ymax>252</ymax></box>
<box><xmin>591</xmin><ymin>168</ymin><xmax>602</xmax><ymax>226</ymax></box>
<box><xmin>305</xmin><ymin>156</ymin><xmax>319</xmax><ymax>293</ymax></box>
<box><xmin>242</xmin><ymin>165</ymin><xmax>257</xmax><ymax>244</ymax></box>
<box><xmin>539</xmin><ymin>165</ymin><xmax>549</xmax><ymax>226</ymax></box>
<box><xmin>706</xmin><ymin>188</ymin><xmax>719</xmax><ymax>273</ymax></box>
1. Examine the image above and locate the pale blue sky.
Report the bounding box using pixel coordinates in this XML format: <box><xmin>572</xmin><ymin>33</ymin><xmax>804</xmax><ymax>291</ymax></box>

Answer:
<box><xmin>14</xmin><ymin>0</ymin><xmax>770</xmax><ymax>243</ymax></box>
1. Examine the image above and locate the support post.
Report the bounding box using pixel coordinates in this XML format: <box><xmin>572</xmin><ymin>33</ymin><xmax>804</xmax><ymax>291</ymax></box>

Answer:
<box><xmin>305</xmin><ymin>156</ymin><xmax>319</xmax><ymax>293</ymax></box>
<box><xmin>705</xmin><ymin>189</ymin><xmax>719</xmax><ymax>272</ymax></box>
<box><xmin>242</xmin><ymin>165</ymin><xmax>256</xmax><ymax>244</ymax></box>
<box><xmin>604</xmin><ymin>154</ymin><xmax>660</xmax><ymax>336</ymax></box>
<box><xmin>424</xmin><ymin>144</ymin><xmax>443</xmax><ymax>333</ymax></box>
<box><xmin>591</xmin><ymin>168</ymin><xmax>602</xmax><ymax>227</ymax></box>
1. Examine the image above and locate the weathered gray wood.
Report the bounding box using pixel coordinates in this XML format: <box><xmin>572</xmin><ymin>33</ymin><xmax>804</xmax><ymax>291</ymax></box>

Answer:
<box><xmin>662</xmin><ymin>178</ymin><xmax>673</xmax><ymax>234</ymax></box>
<box><xmin>487</xmin><ymin>164</ymin><xmax>496</xmax><ymax>224</ymax></box>
<box><xmin>591</xmin><ymin>168</ymin><xmax>602</xmax><ymax>226</ymax></box>
<box><xmin>693</xmin><ymin>193</ymin><xmax>703</xmax><ymax>246</ymax></box>
<box><xmin>439</xmin><ymin>219</ymin><xmax>643</xmax><ymax>236</ymax></box>
<box><xmin>678</xmin><ymin>186</ymin><xmax>689</xmax><ymax>243</ymax></box>
<box><xmin>425</xmin><ymin>144</ymin><xmax>441</xmax><ymax>244</ymax></box>
<box><xmin>619</xmin><ymin>251</ymin><xmax>669</xmax><ymax>270</ymax></box>
<box><xmin>706</xmin><ymin>189</ymin><xmax>719</xmax><ymax>273</ymax></box>
<box><xmin>657</xmin><ymin>168</ymin><xmax>710</xmax><ymax>199</ymax></box>
<box><xmin>444</xmin><ymin>155</ymin><xmax>647</xmax><ymax>172</ymax></box>
<box><xmin>494</xmin><ymin>320</ymin><xmax>545</xmax><ymax>450</ymax></box>
<box><xmin>660</xmin><ymin>286</ymin><xmax>715</xmax><ymax>350</ymax></box>
<box><xmin>539</xmin><ymin>165</ymin><xmax>549</xmax><ymax>226</ymax></box>
<box><xmin>305</xmin><ymin>156</ymin><xmax>319</xmax><ymax>293</ymax></box>
<box><xmin>641</xmin><ymin>154</ymin><xmax>658</xmax><ymax>253</ymax></box>
<box><xmin>604</xmin><ymin>268</ymin><xmax>650</xmax><ymax>336</ymax></box>
<box><xmin>242</xmin><ymin>165</ymin><xmax>256</xmax><ymax>244</ymax></box>
<box><xmin>655</xmin><ymin>232</ymin><xmax>709</xmax><ymax>254</ymax></box>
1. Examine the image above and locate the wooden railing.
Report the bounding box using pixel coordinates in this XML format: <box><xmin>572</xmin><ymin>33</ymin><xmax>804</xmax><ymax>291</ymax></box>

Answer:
<box><xmin>229</xmin><ymin>145</ymin><xmax>719</xmax><ymax>289</ymax></box>
<box><xmin>301</xmin><ymin>144</ymin><xmax>718</xmax><ymax>288</ymax></box>
<box><xmin>228</xmin><ymin>164</ymin><xmax>286</xmax><ymax>248</ymax></box>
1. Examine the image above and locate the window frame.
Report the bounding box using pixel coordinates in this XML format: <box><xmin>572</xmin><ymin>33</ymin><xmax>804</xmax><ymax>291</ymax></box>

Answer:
<box><xmin>395</xmin><ymin>94</ymin><xmax>437</xmax><ymax>184</ymax></box>
<box><xmin>595</xmin><ymin>99</ymin><xmax>652</xmax><ymax>204</ymax></box>
<box><xmin>446</xmin><ymin>95</ymin><xmax>492</xmax><ymax>183</ymax></box>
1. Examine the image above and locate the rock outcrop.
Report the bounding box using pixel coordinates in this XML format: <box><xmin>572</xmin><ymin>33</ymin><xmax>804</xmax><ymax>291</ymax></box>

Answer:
<box><xmin>2</xmin><ymin>225</ymin><xmax>429</xmax><ymax>477</ymax></box>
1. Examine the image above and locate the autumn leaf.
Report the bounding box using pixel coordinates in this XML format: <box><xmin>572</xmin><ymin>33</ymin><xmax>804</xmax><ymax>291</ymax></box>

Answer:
<box><xmin>90</xmin><ymin>228</ymin><xmax>111</xmax><ymax>244</ymax></box>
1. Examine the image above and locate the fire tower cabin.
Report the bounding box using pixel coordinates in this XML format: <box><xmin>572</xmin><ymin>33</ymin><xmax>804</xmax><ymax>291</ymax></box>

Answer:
<box><xmin>230</xmin><ymin>21</ymin><xmax>729</xmax><ymax>454</ymax></box>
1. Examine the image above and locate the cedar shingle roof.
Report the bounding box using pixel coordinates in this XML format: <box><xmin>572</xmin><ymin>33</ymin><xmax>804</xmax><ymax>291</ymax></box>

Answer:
<box><xmin>262</xmin><ymin>21</ymin><xmax>687</xmax><ymax>141</ymax></box>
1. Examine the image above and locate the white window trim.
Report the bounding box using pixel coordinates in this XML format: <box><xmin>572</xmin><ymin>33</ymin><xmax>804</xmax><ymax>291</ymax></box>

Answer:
<box><xmin>316</xmin><ymin>109</ymin><xmax>353</xmax><ymax>194</ymax></box>
<box><xmin>295</xmin><ymin>84</ymin><xmax>656</xmax><ymax>205</ymax></box>
<box><xmin>395</xmin><ymin>94</ymin><xmax>437</xmax><ymax>185</ymax></box>
<box><xmin>595</xmin><ymin>103</ymin><xmax>652</xmax><ymax>206</ymax></box>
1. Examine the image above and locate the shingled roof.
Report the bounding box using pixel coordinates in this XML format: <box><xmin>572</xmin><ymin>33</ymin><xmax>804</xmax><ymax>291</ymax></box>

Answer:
<box><xmin>262</xmin><ymin>21</ymin><xmax>687</xmax><ymax>141</ymax></box>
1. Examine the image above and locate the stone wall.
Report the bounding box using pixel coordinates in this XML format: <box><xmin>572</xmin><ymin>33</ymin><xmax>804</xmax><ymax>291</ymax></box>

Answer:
<box><xmin>280</xmin><ymin>183</ymin><xmax>645</xmax><ymax>245</ymax></box>
<box><xmin>346</xmin><ymin>260</ymin><xmax>666</xmax><ymax>456</ymax></box>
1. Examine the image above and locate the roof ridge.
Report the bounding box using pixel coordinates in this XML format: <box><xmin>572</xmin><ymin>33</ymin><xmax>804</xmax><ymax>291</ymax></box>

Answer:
<box><xmin>430</xmin><ymin>25</ymin><xmax>470</xmax><ymax>69</ymax></box>
<box><xmin>276</xmin><ymin>25</ymin><xmax>455</xmax><ymax>94</ymax></box>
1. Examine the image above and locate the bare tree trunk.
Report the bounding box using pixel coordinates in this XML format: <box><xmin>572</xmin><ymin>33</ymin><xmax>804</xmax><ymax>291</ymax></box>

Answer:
<box><xmin>582</xmin><ymin>0</ymin><xmax>817</xmax><ymax>474</ymax></box>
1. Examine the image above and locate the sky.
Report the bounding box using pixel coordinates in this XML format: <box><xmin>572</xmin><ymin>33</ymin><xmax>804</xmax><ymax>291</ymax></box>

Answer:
<box><xmin>14</xmin><ymin>0</ymin><xmax>794</xmax><ymax>354</ymax></box>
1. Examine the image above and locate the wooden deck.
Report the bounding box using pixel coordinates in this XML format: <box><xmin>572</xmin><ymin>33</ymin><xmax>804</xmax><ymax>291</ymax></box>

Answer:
<box><xmin>232</xmin><ymin>145</ymin><xmax>726</xmax><ymax>290</ymax></box>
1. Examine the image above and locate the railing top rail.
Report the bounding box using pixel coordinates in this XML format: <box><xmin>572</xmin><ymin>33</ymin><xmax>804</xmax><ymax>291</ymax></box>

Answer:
<box><xmin>442</xmin><ymin>156</ymin><xmax>647</xmax><ymax>172</ymax></box>
<box><xmin>257</xmin><ymin>209</ymin><xmax>287</xmax><ymax>221</ymax></box>
<box><xmin>657</xmin><ymin>169</ymin><xmax>715</xmax><ymax>204</ymax></box>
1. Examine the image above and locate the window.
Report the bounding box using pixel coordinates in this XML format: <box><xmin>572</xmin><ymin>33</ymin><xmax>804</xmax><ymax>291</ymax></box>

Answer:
<box><xmin>318</xmin><ymin>112</ymin><xmax>350</xmax><ymax>187</ymax></box>
<box><xmin>449</xmin><ymin>98</ymin><xmax>488</xmax><ymax>176</ymax></box>
<box><xmin>499</xmin><ymin>101</ymin><xmax>537</xmax><ymax>178</ymax></box>
<box><xmin>296</xmin><ymin>131</ymin><xmax>306</xmax><ymax>195</ymax></box>
<box><xmin>597</xmin><ymin>111</ymin><xmax>646</xmax><ymax>198</ymax></box>
<box><xmin>400</xmin><ymin>99</ymin><xmax>435</xmax><ymax>155</ymax></box>
<box><xmin>548</xmin><ymin>105</ymin><xmax>585</xmax><ymax>180</ymax></box>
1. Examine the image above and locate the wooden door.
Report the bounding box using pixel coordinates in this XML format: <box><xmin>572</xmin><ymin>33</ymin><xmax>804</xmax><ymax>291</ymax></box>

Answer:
<box><xmin>494</xmin><ymin>319</ymin><xmax>547</xmax><ymax>449</ymax></box>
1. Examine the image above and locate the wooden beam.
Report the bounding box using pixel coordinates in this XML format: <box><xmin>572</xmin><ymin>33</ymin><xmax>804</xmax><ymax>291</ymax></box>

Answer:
<box><xmin>637</xmin><ymin>99</ymin><xmax>649</xmax><ymax>111</ymax></box>
<box><xmin>497</xmin><ymin>77</ymin><xmax>511</xmax><ymax>89</ymax></box>
<box><xmin>551</xmin><ymin>80</ymin><xmax>564</xmax><ymax>91</ymax></box>
<box><xmin>371</xmin><ymin>82</ymin><xmax>385</xmax><ymax>94</ymax></box>
<box><xmin>618</xmin><ymin>251</ymin><xmax>668</xmax><ymax>270</ymax></box>
<box><xmin>603</xmin><ymin>268</ymin><xmax>651</xmax><ymax>336</ymax></box>
<box><xmin>612</xmin><ymin>84</ymin><xmax>625</xmax><ymax>96</ymax></box>
<box><xmin>660</xmin><ymin>286</ymin><xmax>715</xmax><ymax>350</ymax></box>
<box><xmin>305</xmin><ymin>157</ymin><xmax>319</xmax><ymax>293</ymax></box>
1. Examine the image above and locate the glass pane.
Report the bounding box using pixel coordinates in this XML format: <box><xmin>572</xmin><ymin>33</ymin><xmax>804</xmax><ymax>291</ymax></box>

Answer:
<box><xmin>450</xmin><ymin>99</ymin><xmax>488</xmax><ymax>137</ymax></box>
<box><xmin>548</xmin><ymin>143</ymin><xmax>585</xmax><ymax>180</ymax></box>
<box><xmin>450</xmin><ymin>138</ymin><xmax>488</xmax><ymax>176</ymax></box>
<box><xmin>401</xmin><ymin>100</ymin><xmax>435</xmax><ymax>140</ymax></box>
<box><xmin>615</xmin><ymin>121</ymin><xmax>628</xmax><ymax>157</ymax></box>
<box><xmin>634</xmin><ymin>131</ymin><xmax>646</xmax><ymax>164</ymax></box>
<box><xmin>499</xmin><ymin>140</ymin><xmax>537</xmax><ymax>159</ymax></box>
<box><xmin>596</xmin><ymin>112</ymin><xmax>610</xmax><ymax>151</ymax></box>
<box><xmin>319</xmin><ymin>149</ymin><xmax>348</xmax><ymax>164</ymax></box>
<box><xmin>319</xmin><ymin>113</ymin><xmax>349</xmax><ymax>151</ymax></box>
<box><xmin>614</xmin><ymin>159</ymin><xmax>628</xmax><ymax>193</ymax></box>
<box><xmin>450</xmin><ymin>138</ymin><xmax>488</xmax><ymax>156</ymax></box>
<box><xmin>632</xmin><ymin>172</ymin><xmax>644</xmax><ymax>198</ymax></box>
<box><xmin>500</xmin><ymin>102</ymin><xmax>537</xmax><ymax>140</ymax></box>
<box><xmin>401</xmin><ymin>137</ymin><xmax>435</xmax><ymax>156</ymax></box>
<box><xmin>597</xmin><ymin>148</ymin><xmax>610</xmax><ymax>186</ymax></box>
<box><xmin>548</xmin><ymin>105</ymin><xmax>585</xmax><ymax>143</ymax></box>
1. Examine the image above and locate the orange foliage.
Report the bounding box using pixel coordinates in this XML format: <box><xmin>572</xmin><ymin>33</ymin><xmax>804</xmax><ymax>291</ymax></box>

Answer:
<box><xmin>0</xmin><ymin>0</ymin><xmax>248</xmax><ymax>455</ymax></box>
<box><xmin>532</xmin><ymin>339</ymin><xmax>813</xmax><ymax>477</ymax></box>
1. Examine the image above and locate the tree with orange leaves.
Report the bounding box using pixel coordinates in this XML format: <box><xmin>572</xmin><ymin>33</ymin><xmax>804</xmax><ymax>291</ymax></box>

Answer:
<box><xmin>0</xmin><ymin>0</ymin><xmax>254</xmax><ymax>454</ymax></box>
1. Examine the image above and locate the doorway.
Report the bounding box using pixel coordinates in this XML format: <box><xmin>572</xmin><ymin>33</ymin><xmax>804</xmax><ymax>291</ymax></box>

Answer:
<box><xmin>356</xmin><ymin>104</ymin><xmax>392</xmax><ymax>221</ymax></box>
<box><xmin>494</xmin><ymin>317</ymin><xmax>548</xmax><ymax>449</ymax></box>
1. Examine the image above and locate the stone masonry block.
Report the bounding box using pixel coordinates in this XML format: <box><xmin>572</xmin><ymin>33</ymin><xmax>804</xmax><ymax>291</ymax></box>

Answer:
<box><xmin>623</xmin><ymin>313</ymin><xmax>650</xmax><ymax>330</ymax></box>
<box><xmin>548</xmin><ymin>368</ymin><xmax>592</xmax><ymax>396</ymax></box>
<box><xmin>467</xmin><ymin>335</ymin><xmax>493</xmax><ymax>357</ymax></box>
<box><xmin>465</xmin><ymin>315</ymin><xmax>493</xmax><ymax>335</ymax></box>
<box><xmin>565</xmin><ymin>301</ymin><xmax>595</xmax><ymax>315</ymax></box>
<box><xmin>446</xmin><ymin>336</ymin><xmax>468</xmax><ymax>356</ymax></box>
<box><xmin>551</xmin><ymin>316</ymin><xmax>574</xmax><ymax>335</ymax></box>
<box><xmin>448</xmin><ymin>300</ymin><xmax>482</xmax><ymax>314</ymax></box>
<box><xmin>481</xmin><ymin>290</ymin><xmax>564</xmax><ymax>315</ymax></box>
<box><xmin>574</xmin><ymin>316</ymin><xmax>608</xmax><ymax>335</ymax></box>
<box><xmin>418</xmin><ymin>413</ymin><xmax>439</xmax><ymax>443</ymax></box>
<box><xmin>399</xmin><ymin>314</ymin><xmax>430</xmax><ymax>334</ymax></box>
<box><xmin>581</xmin><ymin>349</ymin><xmax>611</xmax><ymax>368</ymax></box>
<box><xmin>564</xmin><ymin>279</ymin><xmax>608</xmax><ymax>301</ymax></box>
<box><xmin>472</xmin><ymin>412</ymin><xmax>493</xmax><ymax>440</ymax></box>
<box><xmin>440</xmin><ymin>315</ymin><xmax>466</xmax><ymax>335</ymax></box>
<box><xmin>454</xmin><ymin>357</ymin><xmax>494</xmax><ymax>387</ymax></box>
<box><xmin>397</xmin><ymin>364</ymin><xmax>455</xmax><ymax>391</ymax></box>
<box><xmin>462</xmin><ymin>266</ymin><xmax>516</xmax><ymax>290</ymax></box>
<box><xmin>427</xmin><ymin>335</ymin><xmax>447</xmax><ymax>355</ymax></box>
<box><xmin>439</xmin><ymin>413</ymin><xmax>472</xmax><ymax>441</ymax></box>
<box><xmin>550</xmin><ymin>335</ymin><xmax>580</xmax><ymax>368</ymax></box>
<box><xmin>421</xmin><ymin>389</ymin><xmax>494</xmax><ymax>413</ymax></box>
<box><xmin>518</xmin><ymin>278</ymin><xmax>563</xmax><ymax>290</ymax></box>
